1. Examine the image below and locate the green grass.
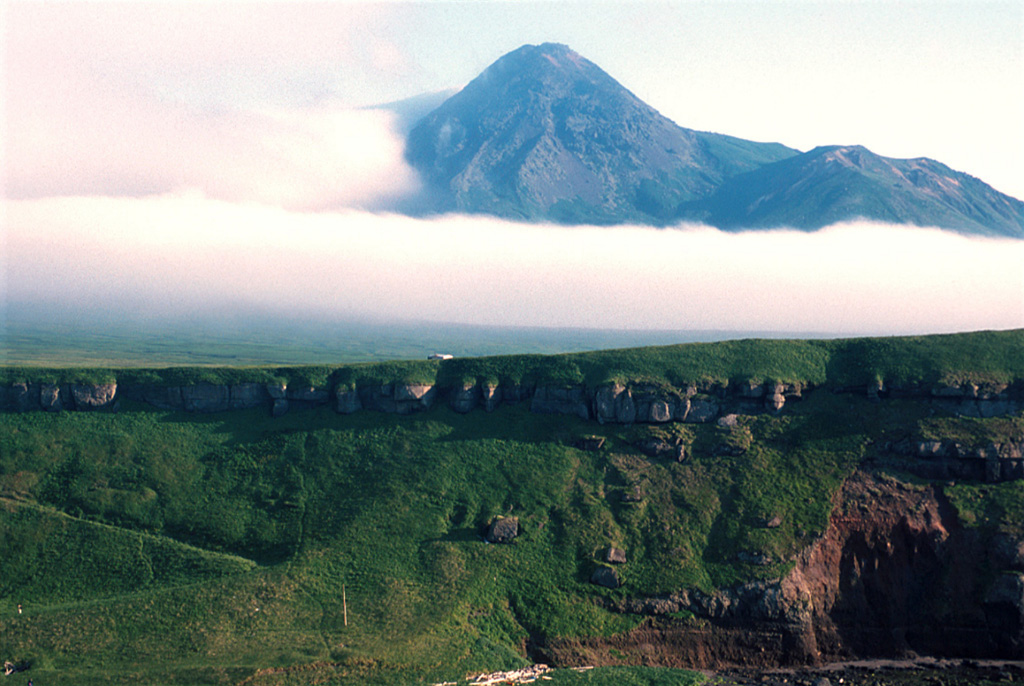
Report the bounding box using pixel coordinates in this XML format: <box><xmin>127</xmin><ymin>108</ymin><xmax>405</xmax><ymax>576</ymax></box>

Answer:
<box><xmin>0</xmin><ymin>393</ymin><xmax>870</xmax><ymax>684</ymax></box>
<box><xmin>1</xmin><ymin>330</ymin><xmax>1021</xmax><ymax>684</ymax></box>
<box><xmin>6</xmin><ymin>329</ymin><xmax>1022</xmax><ymax>392</ymax></box>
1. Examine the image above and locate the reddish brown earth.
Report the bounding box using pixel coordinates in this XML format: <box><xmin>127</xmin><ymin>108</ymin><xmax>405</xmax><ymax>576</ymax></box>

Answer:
<box><xmin>538</xmin><ymin>471</ymin><xmax>1024</xmax><ymax>670</ymax></box>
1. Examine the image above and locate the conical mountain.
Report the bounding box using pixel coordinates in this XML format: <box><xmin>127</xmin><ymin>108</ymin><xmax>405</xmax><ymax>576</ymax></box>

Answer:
<box><xmin>405</xmin><ymin>42</ymin><xmax>796</xmax><ymax>224</ymax></box>
<box><xmin>687</xmin><ymin>145</ymin><xmax>1024</xmax><ymax>236</ymax></box>
<box><xmin>405</xmin><ymin>43</ymin><xmax>1024</xmax><ymax>236</ymax></box>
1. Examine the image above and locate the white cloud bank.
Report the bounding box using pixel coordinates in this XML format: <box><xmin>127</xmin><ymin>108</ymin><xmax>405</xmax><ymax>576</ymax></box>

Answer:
<box><xmin>6</xmin><ymin>194</ymin><xmax>1023</xmax><ymax>336</ymax></box>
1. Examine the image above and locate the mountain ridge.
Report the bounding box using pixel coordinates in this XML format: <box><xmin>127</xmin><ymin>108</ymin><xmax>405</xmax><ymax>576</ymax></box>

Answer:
<box><xmin>405</xmin><ymin>42</ymin><xmax>798</xmax><ymax>224</ymax></box>
<box><xmin>404</xmin><ymin>43</ymin><xmax>1024</xmax><ymax>237</ymax></box>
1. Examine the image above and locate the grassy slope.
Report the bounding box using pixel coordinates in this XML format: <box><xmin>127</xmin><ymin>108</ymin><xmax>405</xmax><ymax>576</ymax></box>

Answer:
<box><xmin>1</xmin><ymin>330</ymin><xmax>1022</xmax><ymax>685</ymax></box>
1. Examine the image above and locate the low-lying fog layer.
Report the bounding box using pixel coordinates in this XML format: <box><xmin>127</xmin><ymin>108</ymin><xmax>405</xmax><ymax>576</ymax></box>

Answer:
<box><xmin>5</xmin><ymin>193</ymin><xmax>1022</xmax><ymax>335</ymax></box>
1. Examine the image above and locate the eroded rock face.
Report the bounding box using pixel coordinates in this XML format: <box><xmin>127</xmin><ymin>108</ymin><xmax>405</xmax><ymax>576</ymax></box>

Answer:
<box><xmin>395</xmin><ymin>384</ymin><xmax>437</xmax><ymax>414</ymax></box>
<box><xmin>272</xmin><ymin>398</ymin><xmax>289</xmax><ymax>417</ymax></box>
<box><xmin>40</xmin><ymin>384</ymin><xmax>63</xmax><ymax>412</ymax></box>
<box><xmin>594</xmin><ymin>384</ymin><xmax>635</xmax><ymax>424</ymax></box>
<box><xmin>531</xmin><ymin>386</ymin><xmax>590</xmax><ymax>419</ymax></box>
<box><xmin>141</xmin><ymin>385</ymin><xmax>184</xmax><ymax>410</ymax></box>
<box><xmin>182</xmin><ymin>384</ymin><xmax>230</xmax><ymax>413</ymax></box>
<box><xmin>547</xmin><ymin>471</ymin><xmax>1024</xmax><ymax>669</ymax></box>
<box><xmin>887</xmin><ymin>438</ymin><xmax>1024</xmax><ymax>483</ymax></box>
<box><xmin>8</xmin><ymin>384</ymin><xmax>36</xmax><ymax>412</ymax></box>
<box><xmin>450</xmin><ymin>383</ymin><xmax>480</xmax><ymax>414</ymax></box>
<box><xmin>335</xmin><ymin>387</ymin><xmax>362</xmax><ymax>414</ymax></box>
<box><xmin>481</xmin><ymin>385</ymin><xmax>501</xmax><ymax>412</ymax></box>
<box><xmin>685</xmin><ymin>397</ymin><xmax>720</xmax><ymax>424</ymax></box>
<box><xmin>230</xmin><ymin>383</ymin><xmax>266</xmax><ymax>410</ymax></box>
<box><xmin>359</xmin><ymin>385</ymin><xmax>397</xmax><ymax>413</ymax></box>
<box><xmin>72</xmin><ymin>384</ymin><xmax>117</xmax><ymax>410</ymax></box>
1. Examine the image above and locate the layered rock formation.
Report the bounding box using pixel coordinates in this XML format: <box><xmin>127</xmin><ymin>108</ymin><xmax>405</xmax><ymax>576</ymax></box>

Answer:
<box><xmin>5</xmin><ymin>377</ymin><xmax>1021</xmax><ymax>424</ymax></box>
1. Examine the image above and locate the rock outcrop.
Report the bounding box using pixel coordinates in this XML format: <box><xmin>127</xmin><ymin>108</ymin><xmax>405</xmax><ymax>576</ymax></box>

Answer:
<box><xmin>530</xmin><ymin>386</ymin><xmax>590</xmax><ymax>419</ymax></box>
<box><xmin>886</xmin><ymin>437</ymin><xmax>1024</xmax><ymax>483</ymax></box>
<box><xmin>4</xmin><ymin>376</ymin><xmax>1021</xmax><ymax>445</ymax></box>
<box><xmin>72</xmin><ymin>383</ymin><xmax>117</xmax><ymax>410</ymax></box>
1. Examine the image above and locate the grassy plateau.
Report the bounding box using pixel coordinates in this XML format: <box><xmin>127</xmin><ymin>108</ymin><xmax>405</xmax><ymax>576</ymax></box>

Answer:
<box><xmin>1</xmin><ymin>330</ymin><xmax>1021</xmax><ymax>685</ymax></box>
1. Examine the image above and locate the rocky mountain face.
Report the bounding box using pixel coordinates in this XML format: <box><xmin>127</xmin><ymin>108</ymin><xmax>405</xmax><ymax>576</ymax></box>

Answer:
<box><xmin>405</xmin><ymin>43</ymin><xmax>1024</xmax><ymax>237</ymax></box>
<box><xmin>690</xmin><ymin>144</ymin><xmax>1024</xmax><ymax>235</ymax></box>
<box><xmin>405</xmin><ymin>42</ymin><xmax>796</xmax><ymax>224</ymax></box>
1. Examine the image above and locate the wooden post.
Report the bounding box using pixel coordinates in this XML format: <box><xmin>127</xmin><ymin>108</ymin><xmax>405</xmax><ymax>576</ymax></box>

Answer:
<box><xmin>343</xmin><ymin>584</ymin><xmax>348</xmax><ymax>627</ymax></box>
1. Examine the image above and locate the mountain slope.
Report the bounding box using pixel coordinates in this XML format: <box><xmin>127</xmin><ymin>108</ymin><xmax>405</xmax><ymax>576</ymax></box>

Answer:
<box><xmin>687</xmin><ymin>144</ymin><xmax>1024</xmax><ymax>236</ymax></box>
<box><xmin>405</xmin><ymin>42</ymin><xmax>797</xmax><ymax>224</ymax></box>
<box><xmin>405</xmin><ymin>43</ymin><xmax>1024</xmax><ymax>237</ymax></box>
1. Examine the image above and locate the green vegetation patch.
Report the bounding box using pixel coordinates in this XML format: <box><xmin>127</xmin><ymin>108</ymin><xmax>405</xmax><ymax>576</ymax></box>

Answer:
<box><xmin>1</xmin><ymin>330</ymin><xmax>1022</xmax><ymax>684</ymax></box>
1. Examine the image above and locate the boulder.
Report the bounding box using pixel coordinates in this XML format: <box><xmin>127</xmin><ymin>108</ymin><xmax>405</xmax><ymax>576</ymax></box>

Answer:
<box><xmin>266</xmin><ymin>383</ymin><xmax>287</xmax><ymax>399</ymax></box>
<box><xmin>605</xmin><ymin>547</ymin><xmax>627</xmax><ymax>564</ymax></box>
<box><xmin>590</xmin><ymin>566</ymin><xmax>621</xmax><ymax>588</ymax></box>
<box><xmin>486</xmin><ymin>516</ymin><xmax>519</xmax><ymax>543</ymax></box>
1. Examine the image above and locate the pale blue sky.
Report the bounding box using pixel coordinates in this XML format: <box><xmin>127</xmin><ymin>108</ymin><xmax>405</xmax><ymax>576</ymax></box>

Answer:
<box><xmin>8</xmin><ymin>1</ymin><xmax>1023</xmax><ymax>197</ymax></box>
